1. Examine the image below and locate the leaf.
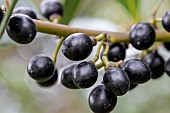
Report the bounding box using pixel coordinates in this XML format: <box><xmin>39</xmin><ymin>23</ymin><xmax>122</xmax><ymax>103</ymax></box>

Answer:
<box><xmin>61</xmin><ymin>0</ymin><xmax>81</xmax><ymax>25</ymax></box>
<box><xmin>118</xmin><ymin>0</ymin><xmax>140</xmax><ymax>21</ymax></box>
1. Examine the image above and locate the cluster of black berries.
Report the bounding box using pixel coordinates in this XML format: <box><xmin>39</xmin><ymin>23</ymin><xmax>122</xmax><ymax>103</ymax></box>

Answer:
<box><xmin>1</xmin><ymin>0</ymin><xmax>170</xmax><ymax>113</ymax></box>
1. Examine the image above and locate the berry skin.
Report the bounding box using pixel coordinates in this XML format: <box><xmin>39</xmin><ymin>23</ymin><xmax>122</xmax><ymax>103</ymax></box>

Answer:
<box><xmin>164</xmin><ymin>42</ymin><xmax>170</xmax><ymax>51</ymax></box>
<box><xmin>122</xmin><ymin>59</ymin><xmax>151</xmax><ymax>84</ymax></box>
<box><xmin>62</xmin><ymin>33</ymin><xmax>93</xmax><ymax>61</ymax></box>
<box><xmin>108</xmin><ymin>43</ymin><xmax>126</xmax><ymax>62</ymax></box>
<box><xmin>129</xmin><ymin>22</ymin><xmax>155</xmax><ymax>50</ymax></box>
<box><xmin>88</xmin><ymin>85</ymin><xmax>117</xmax><ymax>113</ymax></box>
<box><xmin>6</xmin><ymin>14</ymin><xmax>37</xmax><ymax>44</ymax></box>
<box><xmin>142</xmin><ymin>50</ymin><xmax>165</xmax><ymax>79</ymax></box>
<box><xmin>13</xmin><ymin>6</ymin><xmax>37</xmax><ymax>19</ymax></box>
<box><xmin>61</xmin><ymin>64</ymin><xmax>79</xmax><ymax>89</ymax></box>
<box><xmin>27</xmin><ymin>54</ymin><xmax>55</xmax><ymax>82</ymax></box>
<box><xmin>129</xmin><ymin>83</ymin><xmax>138</xmax><ymax>90</ymax></box>
<box><xmin>73</xmin><ymin>61</ymin><xmax>98</xmax><ymax>88</ymax></box>
<box><xmin>165</xmin><ymin>58</ymin><xmax>170</xmax><ymax>77</ymax></box>
<box><xmin>103</xmin><ymin>67</ymin><xmax>130</xmax><ymax>96</ymax></box>
<box><xmin>40</xmin><ymin>0</ymin><xmax>64</xmax><ymax>19</ymax></box>
<box><xmin>162</xmin><ymin>11</ymin><xmax>170</xmax><ymax>32</ymax></box>
<box><xmin>36</xmin><ymin>68</ymin><xmax>58</xmax><ymax>87</ymax></box>
<box><xmin>0</xmin><ymin>8</ymin><xmax>4</xmax><ymax>24</ymax></box>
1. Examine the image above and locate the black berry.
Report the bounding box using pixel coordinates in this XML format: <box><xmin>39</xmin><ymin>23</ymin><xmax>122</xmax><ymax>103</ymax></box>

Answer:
<box><xmin>108</xmin><ymin>43</ymin><xmax>126</xmax><ymax>62</ymax></box>
<box><xmin>129</xmin><ymin>83</ymin><xmax>138</xmax><ymax>90</ymax></box>
<box><xmin>6</xmin><ymin>14</ymin><xmax>37</xmax><ymax>44</ymax></box>
<box><xmin>73</xmin><ymin>61</ymin><xmax>98</xmax><ymax>88</ymax></box>
<box><xmin>61</xmin><ymin>64</ymin><xmax>79</xmax><ymax>89</ymax></box>
<box><xmin>142</xmin><ymin>50</ymin><xmax>165</xmax><ymax>79</ymax></box>
<box><xmin>0</xmin><ymin>8</ymin><xmax>4</xmax><ymax>24</ymax></box>
<box><xmin>13</xmin><ymin>6</ymin><xmax>37</xmax><ymax>19</ymax></box>
<box><xmin>37</xmin><ymin>68</ymin><xmax>58</xmax><ymax>87</ymax></box>
<box><xmin>164</xmin><ymin>42</ymin><xmax>170</xmax><ymax>51</ymax></box>
<box><xmin>122</xmin><ymin>59</ymin><xmax>151</xmax><ymax>84</ymax></box>
<box><xmin>62</xmin><ymin>33</ymin><xmax>93</xmax><ymax>61</ymax></box>
<box><xmin>27</xmin><ymin>54</ymin><xmax>55</xmax><ymax>82</ymax></box>
<box><xmin>103</xmin><ymin>67</ymin><xmax>130</xmax><ymax>96</ymax></box>
<box><xmin>165</xmin><ymin>58</ymin><xmax>170</xmax><ymax>77</ymax></box>
<box><xmin>162</xmin><ymin>10</ymin><xmax>170</xmax><ymax>32</ymax></box>
<box><xmin>129</xmin><ymin>22</ymin><xmax>155</xmax><ymax>50</ymax></box>
<box><xmin>88</xmin><ymin>85</ymin><xmax>117</xmax><ymax>113</ymax></box>
<box><xmin>40</xmin><ymin>0</ymin><xmax>64</xmax><ymax>19</ymax></box>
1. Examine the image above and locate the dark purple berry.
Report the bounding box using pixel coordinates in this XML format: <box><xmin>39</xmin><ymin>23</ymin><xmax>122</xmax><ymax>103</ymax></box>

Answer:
<box><xmin>73</xmin><ymin>61</ymin><xmax>98</xmax><ymax>88</ymax></box>
<box><xmin>61</xmin><ymin>64</ymin><xmax>79</xmax><ymax>89</ymax></box>
<box><xmin>162</xmin><ymin>10</ymin><xmax>170</xmax><ymax>32</ymax></box>
<box><xmin>164</xmin><ymin>42</ymin><xmax>170</xmax><ymax>51</ymax></box>
<box><xmin>37</xmin><ymin>68</ymin><xmax>58</xmax><ymax>87</ymax></box>
<box><xmin>129</xmin><ymin>22</ymin><xmax>155</xmax><ymax>50</ymax></box>
<box><xmin>88</xmin><ymin>85</ymin><xmax>117</xmax><ymax>113</ymax></box>
<box><xmin>40</xmin><ymin>0</ymin><xmax>64</xmax><ymax>19</ymax></box>
<box><xmin>108</xmin><ymin>43</ymin><xmax>126</xmax><ymax>62</ymax></box>
<box><xmin>27</xmin><ymin>54</ymin><xmax>55</xmax><ymax>82</ymax></box>
<box><xmin>122</xmin><ymin>59</ymin><xmax>151</xmax><ymax>84</ymax></box>
<box><xmin>129</xmin><ymin>83</ymin><xmax>138</xmax><ymax>90</ymax></box>
<box><xmin>6</xmin><ymin>14</ymin><xmax>37</xmax><ymax>44</ymax></box>
<box><xmin>0</xmin><ymin>8</ymin><xmax>4</xmax><ymax>24</ymax></box>
<box><xmin>103</xmin><ymin>67</ymin><xmax>130</xmax><ymax>96</ymax></box>
<box><xmin>142</xmin><ymin>50</ymin><xmax>165</xmax><ymax>79</ymax></box>
<box><xmin>62</xmin><ymin>33</ymin><xmax>93</xmax><ymax>61</ymax></box>
<box><xmin>165</xmin><ymin>58</ymin><xmax>170</xmax><ymax>77</ymax></box>
<box><xmin>13</xmin><ymin>6</ymin><xmax>37</xmax><ymax>19</ymax></box>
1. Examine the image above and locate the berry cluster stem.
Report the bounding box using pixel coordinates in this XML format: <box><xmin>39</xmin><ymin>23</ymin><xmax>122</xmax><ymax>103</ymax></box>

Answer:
<box><xmin>0</xmin><ymin>0</ymin><xmax>18</xmax><ymax>39</ymax></box>
<box><xmin>102</xmin><ymin>43</ymin><xmax>110</xmax><ymax>69</ymax></box>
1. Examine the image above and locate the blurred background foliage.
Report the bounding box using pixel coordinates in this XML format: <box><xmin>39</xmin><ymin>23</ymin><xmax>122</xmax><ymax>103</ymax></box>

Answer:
<box><xmin>0</xmin><ymin>0</ymin><xmax>170</xmax><ymax>113</ymax></box>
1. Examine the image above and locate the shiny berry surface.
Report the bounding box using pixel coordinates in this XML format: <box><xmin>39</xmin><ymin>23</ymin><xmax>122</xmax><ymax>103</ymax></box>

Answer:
<box><xmin>162</xmin><ymin>10</ymin><xmax>170</xmax><ymax>32</ymax></box>
<box><xmin>13</xmin><ymin>6</ymin><xmax>37</xmax><ymax>19</ymax></box>
<box><xmin>0</xmin><ymin>8</ymin><xmax>4</xmax><ymax>24</ymax></box>
<box><xmin>129</xmin><ymin>22</ymin><xmax>155</xmax><ymax>50</ymax></box>
<box><xmin>103</xmin><ymin>67</ymin><xmax>130</xmax><ymax>96</ymax></box>
<box><xmin>62</xmin><ymin>33</ymin><xmax>93</xmax><ymax>61</ymax></box>
<box><xmin>108</xmin><ymin>43</ymin><xmax>126</xmax><ymax>62</ymax></box>
<box><xmin>6</xmin><ymin>14</ymin><xmax>37</xmax><ymax>44</ymax></box>
<box><xmin>40</xmin><ymin>0</ymin><xmax>64</xmax><ymax>19</ymax></box>
<box><xmin>88</xmin><ymin>85</ymin><xmax>117</xmax><ymax>113</ymax></box>
<box><xmin>61</xmin><ymin>64</ymin><xmax>79</xmax><ymax>89</ymax></box>
<box><xmin>122</xmin><ymin>59</ymin><xmax>151</xmax><ymax>84</ymax></box>
<box><xmin>37</xmin><ymin>68</ymin><xmax>58</xmax><ymax>87</ymax></box>
<box><xmin>165</xmin><ymin>58</ymin><xmax>170</xmax><ymax>77</ymax></box>
<box><xmin>73</xmin><ymin>62</ymin><xmax>98</xmax><ymax>88</ymax></box>
<box><xmin>142</xmin><ymin>50</ymin><xmax>165</xmax><ymax>79</ymax></box>
<box><xmin>27</xmin><ymin>54</ymin><xmax>55</xmax><ymax>82</ymax></box>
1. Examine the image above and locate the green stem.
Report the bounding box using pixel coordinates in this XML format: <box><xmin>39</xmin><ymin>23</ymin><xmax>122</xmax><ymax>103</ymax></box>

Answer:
<box><xmin>52</xmin><ymin>37</ymin><xmax>66</xmax><ymax>64</ymax></box>
<box><xmin>96</xmin><ymin>62</ymin><xmax>104</xmax><ymax>70</ymax></box>
<box><xmin>33</xmin><ymin>19</ymin><xmax>170</xmax><ymax>43</ymax></box>
<box><xmin>0</xmin><ymin>0</ymin><xmax>18</xmax><ymax>39</ymax></box>
<box><xmin>91</xmin><ymin>41</ymin><xmax>104</xmax><ymax>63</ymax></box>
<box><xmin>102</xmin><ymin>43</ymin><xmax>110</xmax><ymax>69</ymax></box>
<box><xmin>95</xmin><ymin>33</ymin><xmax>106</xmax><ymax>41</ymax></box>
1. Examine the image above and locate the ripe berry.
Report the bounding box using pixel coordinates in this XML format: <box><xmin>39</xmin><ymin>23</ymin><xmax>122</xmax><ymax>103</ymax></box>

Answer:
<box><xmin>37</xmin><ymin>68</ymin><xmax>58</xmax><ymax>87</ymax></box>
<box><xmin>6</xmin><ymin>14</ymin><xmax>37</xmax><ymax>44</ymax></box>
<box><xmin>0</xmin><ymin>8</ymin><xmax>4</xmax><ymax>24</ymax></box>
<box><xmin>129</xmin><ymin>83</ymin><xmax>138</xmax><ymax>90</ymax></box>
<box><xmin>162</xmin><ymin>10</ymin><xmax>170</xmax><ymax>32</ymax></box>
<box><xmin>61</xmin><ymin>64</ymin><xmax>79</xmax><ymax>89</ymax></box>
<box><xmin>122</xmin><ymin>59</ymin><xmax>151</xmax><ymax>84</ymax></box>
<box><xmin>27</xmin><ymin>54</ymin><xmax>55</xmax><ymax>82</ymax></box>
<box><xmin>62</xmin><ymin>33</ymin><xmax>93</xmax><ymax>61</ymax></box>
<box><xmin>73</xmin><ymin>61</ymin><xmax>98</xmax><ymax>88</ymax></box>
<box><xmin>164</xmin><ymin>42</ymin><xmax>170</xmax><ymax>51</ymax></box>
<box><xmin>40</xmin><ymin>0</ymin><xmax>64</xmax><ymax>19</ymax></box>
<box><xmin>13</xmin><ymin>6</ymin><xmax>37</xmax><ymax>19</ymax></box>
<box><xmin>88</xmin><ymin>85</ymin><xmax>117</xmax><ymax>113</ymax></box>
<box><xmin>129</xmin><ymin>22</ymin><xmax>155</xmax><ymax>50</ymax></box>
<box><xmin>108</xmin><ymin>43</ymin><xmax>126</xmax><ymax>62</ymax></box>
<box><xmin>103</xmin><ymin>67</ymin><xmax>130</xmax><ymax>96</ymax></box>
<box><xmin>142</xmin><ymin>50</ymin><xmax>165</xmax><ymax>79</ymax></box>
<box><xmin>165</xmin><ymin>58</ymin><xmax>170</xmax><ymax>77</ymax></box>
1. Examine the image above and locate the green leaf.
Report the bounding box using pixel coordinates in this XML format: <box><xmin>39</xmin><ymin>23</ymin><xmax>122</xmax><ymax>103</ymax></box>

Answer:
<box><xmin>118</xmin><ymin>0</ymin><xmax>140</xmax><ymax>21</ymax></box>
<box><xmin>61</xmin><ymin>0</ymin><xmax>81</xmax><ymax>24</ymax></box>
